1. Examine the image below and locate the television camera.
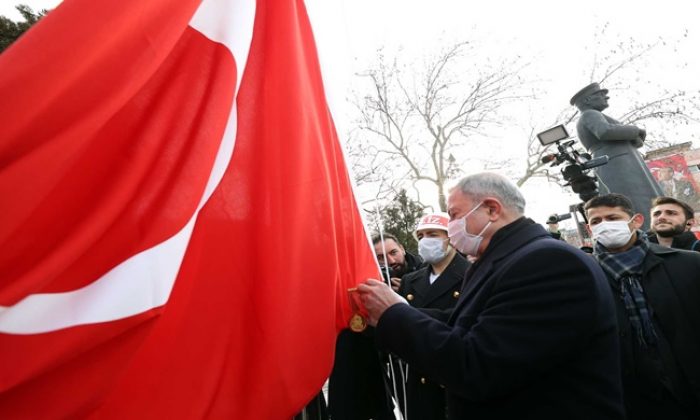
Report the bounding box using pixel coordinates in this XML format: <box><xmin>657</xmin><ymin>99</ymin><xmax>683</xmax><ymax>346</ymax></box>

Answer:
<box><xmin>537</xmin><ymin>125</ymin><xmax>608</xmax><ymax>203</ymax></box>
<box><xmin>379</xmin><ymin>266</ymin><xmax>395</xmax><ymax>283</ymax></box>
<box><xmin>546</xmin><ymin>212</ymin><xmax>572</xmax><ymax>225</ymax></box>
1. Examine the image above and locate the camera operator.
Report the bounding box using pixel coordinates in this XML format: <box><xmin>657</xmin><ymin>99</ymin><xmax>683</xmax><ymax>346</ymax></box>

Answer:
<box><xmin>374</xmin><ymin>233</ymin><xmax>423</xmax><ymax>292</ymax></box>
<box><xmin>546</xmin><ymin>214</ymin><xmax>566</xmax><ymax>241</ymax></box>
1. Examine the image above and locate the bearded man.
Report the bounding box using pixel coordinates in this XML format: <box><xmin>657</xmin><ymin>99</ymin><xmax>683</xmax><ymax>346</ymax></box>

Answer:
<box><xmin>647</xmin><ymin>196</ymin><xmax>700</xmax><ymax>251</ymax></box>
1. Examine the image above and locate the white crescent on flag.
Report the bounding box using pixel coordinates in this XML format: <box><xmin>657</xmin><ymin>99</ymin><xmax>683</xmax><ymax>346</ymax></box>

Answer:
<box><xmin>0</xmin><ymin>0</ymin><xmax>256</xmax><ymax>335</ymax></box>
<box><xmin>0</xmin><ymin>0</ymin><xmax>379</xmax><ymax>417</ymax></box>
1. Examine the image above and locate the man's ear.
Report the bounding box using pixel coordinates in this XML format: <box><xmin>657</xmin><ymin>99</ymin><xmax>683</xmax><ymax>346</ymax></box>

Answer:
<box><xmin>483</xmin><ymin>198</ymin><xmax>503</xmax><ymax>221</ymax></box>
<box><xmin>585</xmin><ymin>224</ymin><xmax>592</xmax><ymax>235</ymax></box>
<box><xmin>630</xmin><ymin>213</ymin><xmax>644</xmax><ymax>230</ymax></box>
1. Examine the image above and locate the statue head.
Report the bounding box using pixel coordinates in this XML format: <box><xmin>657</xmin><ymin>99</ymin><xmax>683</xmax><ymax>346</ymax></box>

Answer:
<box><xmin>570</xmin><ymin>82</ymin><xmax>609</xmax><ymax>111</ymax></box>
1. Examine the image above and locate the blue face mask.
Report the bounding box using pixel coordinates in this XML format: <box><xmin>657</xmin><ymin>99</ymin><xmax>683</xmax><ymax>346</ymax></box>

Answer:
<box><xmin>418</xmin><ymin>237</ymin><xmax>448</xmax><ymax>264</ymax></box>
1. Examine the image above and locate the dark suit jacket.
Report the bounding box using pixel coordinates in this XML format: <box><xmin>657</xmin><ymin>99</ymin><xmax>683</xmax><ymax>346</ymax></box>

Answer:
<box><xmin>397</xmin><ymin>252</ymin><xmax>469</xmax><ymax>419</ymax></box>
<box><xmin>375</xmin><ymin>218</ymin><xmax>625</xmax><ymax>420</ymax></box>
<box><xmin>328</xmin><ymin>252</ymin><xmax>424</xmax><ymax>420</ymax></box>
<box><xmin>607</xmin><ymin>243</ymin><xmax>700</xmax><ymax>419</ymax></box>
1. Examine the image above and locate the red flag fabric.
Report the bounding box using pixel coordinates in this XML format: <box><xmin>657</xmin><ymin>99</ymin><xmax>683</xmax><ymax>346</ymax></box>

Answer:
<box><xmin>0</xmin><ymin>0</ymin><xmax>378</xmax><ymax>418</ymax></box>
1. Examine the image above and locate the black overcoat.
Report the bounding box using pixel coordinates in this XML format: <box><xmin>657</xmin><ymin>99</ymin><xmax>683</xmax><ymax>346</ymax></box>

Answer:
<box><xmin>375</xmin><ymin>218</ymin><xmax>625</xmax><ymax>419</ymax></box>
<box><xmin>646</xmin><ymin>231</ymin><xmax>700</xmax><ymax>252</ymax></box>
<box><xmin>327</xmin><ymin>252</ymin><xmax>424</xmax><ymax>420</ymax></box>
<box><xmin>608</xmin><ymin>243</ymin><xmax>700</xmax><ymax>419</ymax></box>
<box><xmin>397</xmin><ymin>252</ymin><xmax>469</xmax><ymax>419</ymax></box>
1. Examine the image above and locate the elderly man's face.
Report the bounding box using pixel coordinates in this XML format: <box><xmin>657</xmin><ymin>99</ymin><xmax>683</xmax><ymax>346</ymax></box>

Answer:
<box><xmin>447</xmin><ymin>189</ymin><xmax>493</xmax><ymax>257</ymax></box>
<box><xmin>586</xmin><ymin>91</ymin><xmax>609</xmax><ymax>111</ymax></box>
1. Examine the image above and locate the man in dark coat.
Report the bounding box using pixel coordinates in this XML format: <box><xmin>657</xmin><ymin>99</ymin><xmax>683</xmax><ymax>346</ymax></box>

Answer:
<box><xmin>371</xmin><ymin>233</ymin><xmax>423</xmax><ymax>292</ymax></box>
<box><xmin>585</xmin><ymin>193</ymin><xmax>700</xmax><ymax>419</ymax></box>
<box><xmin>571</xmin><ymin>82</ymin><xmax>663</xmax><ymax>230</ymax></box>
<box><xmin>397</xmin><ymin>212</ymin><xmax>469</xmax><ymax>419</ymax></box>
<box><xmin>358</xmin><ymin>172</ymin><xmax>625</xmax><ymax>420</ymax></box>
<box><xmin>327</xmin><ymin>234</ymin><xmax>423</xmax><ymax>420</ymax></box>
<box><xmin>647</xmin><ymin>196</ymin><xmax>700</xmax><ymax>251</ymax></box>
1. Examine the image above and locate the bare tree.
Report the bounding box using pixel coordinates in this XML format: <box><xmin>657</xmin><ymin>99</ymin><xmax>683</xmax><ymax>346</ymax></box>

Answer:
<box><xmin>515</xmin><ymin>25</ymin><xmax>700</xmax><ymax>187</ymax></box>
<box><xmin>348</xmin><ymin>42</ymin><xmax>532</xmax><ymax>211</ymax></box>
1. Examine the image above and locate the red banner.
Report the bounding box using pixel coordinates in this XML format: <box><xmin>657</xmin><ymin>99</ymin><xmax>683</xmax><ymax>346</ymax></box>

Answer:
<box><xmin>647</xmin><ymin>154</ymin><xmax>700</xmax><ymax>207</ymax></box>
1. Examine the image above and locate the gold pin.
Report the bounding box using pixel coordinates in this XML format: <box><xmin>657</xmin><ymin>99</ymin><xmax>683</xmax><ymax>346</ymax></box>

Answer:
<box><xmin>349</xmin><ymin>313</ymin><xmax>367</xmax><ymax>332</ymax></box>
<box><xmin>347</xmin><ymin>288</ymin><xmax>367</xmax><ymax>333</ymax></box>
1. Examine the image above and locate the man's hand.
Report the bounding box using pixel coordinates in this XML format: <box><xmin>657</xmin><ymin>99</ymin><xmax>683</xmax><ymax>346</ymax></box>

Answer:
<box><xmin>390</xmin><ymin>277</ymin><xmax>401</xmax><ymax>292</ymax></box>
<box><xmin>358</xmin><ymin>279</ymin><xmax>405</xmax><ymax>326</ymax></box>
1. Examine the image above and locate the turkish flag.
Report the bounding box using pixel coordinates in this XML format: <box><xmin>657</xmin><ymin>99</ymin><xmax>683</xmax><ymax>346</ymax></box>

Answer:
<box><xmin>0</xmin><ymin>0</ymin><xmax>378</xmax><ymax>418</ymax></box>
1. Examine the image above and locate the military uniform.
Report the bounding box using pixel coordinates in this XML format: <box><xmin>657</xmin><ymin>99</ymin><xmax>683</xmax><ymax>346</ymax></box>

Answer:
<box><xmin>397</xmin><ymin>252</ymin><xmax>469</xmax><ymax>420</ymax></box>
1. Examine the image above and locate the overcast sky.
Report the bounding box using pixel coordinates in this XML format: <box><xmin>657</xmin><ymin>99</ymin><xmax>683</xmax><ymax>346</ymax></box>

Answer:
<box><xmin>308</xmin><ymin>0</ymin><xmax>700</xmax><ymax>224</ymax></box>
<box><xmin>4</xmin><ymin>0</ymin><xmax>700</xmax><ymax>225</ymax></box>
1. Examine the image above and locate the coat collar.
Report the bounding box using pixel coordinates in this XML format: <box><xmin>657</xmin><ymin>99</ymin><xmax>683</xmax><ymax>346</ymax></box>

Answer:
<box><xmin>643</xmin><ymin>242</ymin><xmax>680</xmax><ymax>274</ymax></box>
<box><xmin>647</xmin><ymin>231</ymin><xmax>699</xmax><ymax>250</ymax></box>
<box><xmin>403</xmin><ymin>252</ymin><xmax>468</xmax><ymax>306</ymax></box>
<box><xmin>421</xmin><ymin>253</ymin><xmax>468</xmax><ymax>306</ymax></box>
<box><xmin>406</xmin><ymin>266</ymin><xmax>431</xmax><ymax>298</ymax></box>
<box><xmin>471</xmin><ymin>217</ymin><xmax>548</xmax><ymax>267</ymax></box>
<box><xmin>600</xmin><ymin>243</ymin><xmax>680</xmax><ymax>289</ymax></box>
<box><xmin>449</xmin><ymin>218</ymin><xmax>549</xmax><ymax>322</ymax></box>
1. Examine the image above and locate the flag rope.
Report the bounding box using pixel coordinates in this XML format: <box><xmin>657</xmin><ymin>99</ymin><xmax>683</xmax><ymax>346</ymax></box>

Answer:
<box><xmin>373</xmin><ymin>200</ymin><xmax>409</xmax><ymax>420</ymax></box>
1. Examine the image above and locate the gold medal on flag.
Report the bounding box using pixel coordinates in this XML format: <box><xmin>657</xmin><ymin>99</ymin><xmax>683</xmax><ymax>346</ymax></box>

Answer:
<box><xmin>349</xmin><ymin>313</ymin><xmax>367</xmax><ymax>332</ymax></box>
<box><xmin>347</xmin><ymin>287</ymin><xmax>367</xmax><ymax>333</ymax></box>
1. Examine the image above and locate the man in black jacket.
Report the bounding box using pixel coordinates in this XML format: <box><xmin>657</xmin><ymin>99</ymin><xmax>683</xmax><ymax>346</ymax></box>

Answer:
<box><xmin>397</xmin><ymin>212</ymin><xmax>469</xmax><ymax>419</ymax></box>
<box><xmin>358</xmin><ymin>172</ymin><xmax>624</xmax><ymax>420</ymax></box>
<box><xmin>374</xmin><ymin>233</ymin><xmax>423</xmax><ymax>292</ymax></box>
<box><xmin>327</xmin><ymin>234</ymin><xmax>422</xmax><ymax>420</ymax></box>
<box><xmin>647</xmin><ymin>196</ymin><xmax>700</xmax><ymax>251</ymax></box>
<box><xmin>585</xmin><ymin>193</ymin><xmax>700</xmax><ymax>419</ymax></box>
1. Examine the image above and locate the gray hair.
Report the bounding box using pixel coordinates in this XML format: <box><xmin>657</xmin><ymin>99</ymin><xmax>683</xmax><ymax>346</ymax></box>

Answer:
<box><xmin>452</xmin><ymin>173</ymin><xmax>526</xmax><ymax>214</ymax></box>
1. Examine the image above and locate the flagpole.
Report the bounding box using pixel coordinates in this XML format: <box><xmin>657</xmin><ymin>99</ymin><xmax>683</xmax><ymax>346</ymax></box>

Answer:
<box><xmin>372</xmin><ymin>199</ymin><xmax>408</xmax><ymax>420</ymax></box>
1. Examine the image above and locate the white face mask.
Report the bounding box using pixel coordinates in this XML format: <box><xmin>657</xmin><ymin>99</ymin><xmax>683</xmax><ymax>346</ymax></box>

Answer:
<box><xmin>447</xmin><ymin>202</ymin><xmax>492</xmax><ymax>256</ymax></box>
<box><xmin>591</xmin><ymin>219</ymin><xmax>634</xmax><ymax>249</ymax></box>
<box><xmin>418</xmin><ymin>237</ymin><xmax>448</xmax><ymax>264</ymax></box>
